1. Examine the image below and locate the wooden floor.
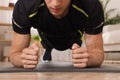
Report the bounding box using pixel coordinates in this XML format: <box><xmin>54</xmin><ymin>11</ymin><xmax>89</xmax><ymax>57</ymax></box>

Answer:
<box><xmin>0</xmin><ymin>72</ymin><xmax>120</xmax><ymax>80</ymax></box>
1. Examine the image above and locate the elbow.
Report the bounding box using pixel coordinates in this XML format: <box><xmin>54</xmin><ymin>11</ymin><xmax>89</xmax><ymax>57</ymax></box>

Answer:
<box><xmin>95</xmin><ymin>53</ymin><xmax>105</xmax><ymax>67</ymax></box>
<box><xmin>9</xmin><ymin>51</ymin><xmax>23</xmax><ymax>68</ymax></box>
<box><xmin>87</xmin><ymin>52</ymin><xmax>105</xmax><ymax>68</ymax></box>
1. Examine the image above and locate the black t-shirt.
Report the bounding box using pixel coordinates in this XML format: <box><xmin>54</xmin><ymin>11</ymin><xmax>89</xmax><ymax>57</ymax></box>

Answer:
<box><xmin>12</xmin><ymin>0</ymin><xmax>104</xmax><ymax>50</ymax></box>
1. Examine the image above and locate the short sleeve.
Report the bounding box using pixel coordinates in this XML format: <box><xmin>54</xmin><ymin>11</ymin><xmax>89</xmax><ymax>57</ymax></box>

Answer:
<box><xmin>84</xmin><ymin>1</ymin><xmax>104</xmax><ymax>34</ymax></box>
<box><xmin>12</xmin><ymin>0</ymin><xmax>31</xmax><ymax>34</ymax></box>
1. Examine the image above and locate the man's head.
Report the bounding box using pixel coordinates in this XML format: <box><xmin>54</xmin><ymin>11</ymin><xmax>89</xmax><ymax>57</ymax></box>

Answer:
<box><xmin>45</xmin><ymin>0</ymin><xmax>71</xmax><ymax>19</ymax></box>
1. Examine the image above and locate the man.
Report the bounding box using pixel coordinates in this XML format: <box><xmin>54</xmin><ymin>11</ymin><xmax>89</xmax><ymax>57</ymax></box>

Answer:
<box><xmin>9</xmin><ymin>0</ymin><xmax>104</xmax><ymax>69</ymax></box>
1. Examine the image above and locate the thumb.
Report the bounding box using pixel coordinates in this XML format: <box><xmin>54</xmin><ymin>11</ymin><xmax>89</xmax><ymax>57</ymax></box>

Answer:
<box><xmin>71</xmin><ymin>43</ymin><xmax>80</xmax><ymax>50</ymax></box>
<box><xmin>30</xmin><ymin>41</ymin><xmax>40</xmax><ymax>51</ymax></box>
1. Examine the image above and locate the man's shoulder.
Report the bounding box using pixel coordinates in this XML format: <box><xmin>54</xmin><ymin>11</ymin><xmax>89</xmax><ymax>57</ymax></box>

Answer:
<box><xmin>72</xmin><ymin>0</ymin><xmax>101</xmax><ymax>15</ymax></box>
<box><xmin>19</xmin><ymin>0</ymin><xmax>44</xmax><ymax>13</ymax></box>
<box><xmin>21</xmin><ymin>0</ymin><xmax>43</xmax><ymax>5</ymax></box>
<box><xmin>73</xmin><ymin>0</ymin><xmax>98</xmax><ymax>5</ymax></box>
<box><xmin>73</xmin><ymin>0</ymin><xmax>99</xmax><ymax>9</ymax></box>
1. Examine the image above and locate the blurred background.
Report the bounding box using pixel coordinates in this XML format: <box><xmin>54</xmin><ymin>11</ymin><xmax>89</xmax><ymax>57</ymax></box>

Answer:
<box><xmin>0</xmin><ymin>0</ymin><xmax>120</xmax><ymax>62</ymax></box>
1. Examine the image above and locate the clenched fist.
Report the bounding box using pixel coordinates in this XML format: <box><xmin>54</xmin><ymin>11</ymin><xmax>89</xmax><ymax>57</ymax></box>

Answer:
<box><xmin>72</xmin><ymin>43</ymin><xmax>89</xmax><ymax>68</ymax></box>
<box><xmin>21</xmin><ymin>42</ymin><xmax>40</xmax><ymax>68</ymax></box>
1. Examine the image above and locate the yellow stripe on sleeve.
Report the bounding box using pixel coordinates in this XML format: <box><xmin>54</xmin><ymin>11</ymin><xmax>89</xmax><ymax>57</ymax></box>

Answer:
<box><xmin>72</xmin><ymin>4</ymin><xmax>89</xmax><ymax>18</ymax></box>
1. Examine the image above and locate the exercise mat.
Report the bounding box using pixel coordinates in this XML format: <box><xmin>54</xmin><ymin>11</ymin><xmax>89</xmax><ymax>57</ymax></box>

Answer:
<box><xmin>0</xmin><ymin>62</ymin><xmax>120</xmax><ymax>73</ymax></box>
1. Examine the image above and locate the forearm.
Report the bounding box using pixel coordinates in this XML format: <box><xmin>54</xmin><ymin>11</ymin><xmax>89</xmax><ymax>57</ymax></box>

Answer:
<box><xmin>9</xmin><ymin>32</ymin><xmax>30</xmax><ymax>67</ymax></box>
<box><xmin>84</xmin><ymin>33</ymin><xmax>104</xmax><ymax>67</ymax></box>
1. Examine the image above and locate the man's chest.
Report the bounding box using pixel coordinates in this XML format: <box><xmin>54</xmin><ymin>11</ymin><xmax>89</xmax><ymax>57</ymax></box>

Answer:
<box><xmin>32</xmin><ymin>8</ymin><xmax>85</xmax><ymax>35</ymax></box>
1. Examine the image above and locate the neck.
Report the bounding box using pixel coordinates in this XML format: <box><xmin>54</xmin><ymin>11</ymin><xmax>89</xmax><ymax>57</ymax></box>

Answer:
<box><xmin>54</xmin><ymin>9</ymin><xmax>69</xmax><ymax>19</ymax></box>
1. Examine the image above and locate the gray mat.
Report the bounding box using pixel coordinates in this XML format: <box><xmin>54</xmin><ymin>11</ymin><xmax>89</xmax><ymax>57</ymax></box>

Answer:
<box><xmin>0</xmin><ymin>62</ymin><xmax>120</xmax><ymax>73</ymax></box>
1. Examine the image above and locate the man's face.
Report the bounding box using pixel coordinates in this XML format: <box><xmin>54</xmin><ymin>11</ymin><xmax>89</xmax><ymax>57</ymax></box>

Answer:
<box><xmin>45</xmin><ymin>0</ymin><xmax>71</xmax><ymax>19</ymax></box>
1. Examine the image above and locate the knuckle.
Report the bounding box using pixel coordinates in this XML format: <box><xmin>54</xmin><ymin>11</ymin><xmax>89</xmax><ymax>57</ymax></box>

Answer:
<box><xmin>21</xmin><ymin>53</ymin><xmax>25</xmax><ymax>58</ymax></box>
<box><xmin>33</xmin><ymin>56</ymin><xmax>38</xmax><ymax>60</ymax></box>
<box><xmin>72</xmin><ymin>50</ymin><xmax>77</xmax><ymax>54</ymax></box>
<box><xmin>72</xmin><ymin>59</ymin><xmax>76</xmax><ymax>63</ymax></box>
<box><xmin>73</xmin><ymin>63</ymin><xmax>87</xmax><ymax>68</ymax></box>
<box><xmin>85</xmin><ymin>58</ymin><xmax>88</xmax><ymax>62</ymax></box>
<box><xmin>72</xmin><ymin>54</ymin><xmax>77</xmax><ymax>58</ymax></box>
<box><xmin>35</xmin><ymin>61</ymin><xmax>38</xmax><ymax>64</ymax></box>
<box><xmin>22</xmin><ymin>48</ymin><xmax>27</xmax><ymax>53</ymax></box>
<box><xmin>22</xmin><ymin>60</ymin><xmax>26</xmax><ymax>64</ymax></box>
<box><xmin>23</xmin><ymin>65</ymin><xmax>28</xmax><ymax>69</ymax></box>
<box><xmin>24</xmin><ymin>65</ymin><xmax>36</xmax><ymax>69</ymax></box>
<box><xmin>30</xmin><ymin>65</ymin><xmax>36</xmax><ymax>68</ymax></box>
<box><xmin>82</xmin><ymin>62</ymin><xmax>87</xmax><ymax>67</ymax></box>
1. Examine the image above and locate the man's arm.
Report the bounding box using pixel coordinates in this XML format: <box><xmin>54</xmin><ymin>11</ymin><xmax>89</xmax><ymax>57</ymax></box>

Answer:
<box><xmin>84</xmin><ymin>33</ymin><xmax>104</xmax><ymax>67</ymax></box>
<box><xmin>9</xmin><ymin>32</ymin><xmax>40</xmax><ymax>68</ymax></box>
<box><xmin>9</xmin><ymin>32</ymin><xmax>30</xmax><ymax>67</ymax></box>
<box><xmin>72</xmin><ymin>33</ymin><xmax>104</xmax><ymax>68</ymax></box>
